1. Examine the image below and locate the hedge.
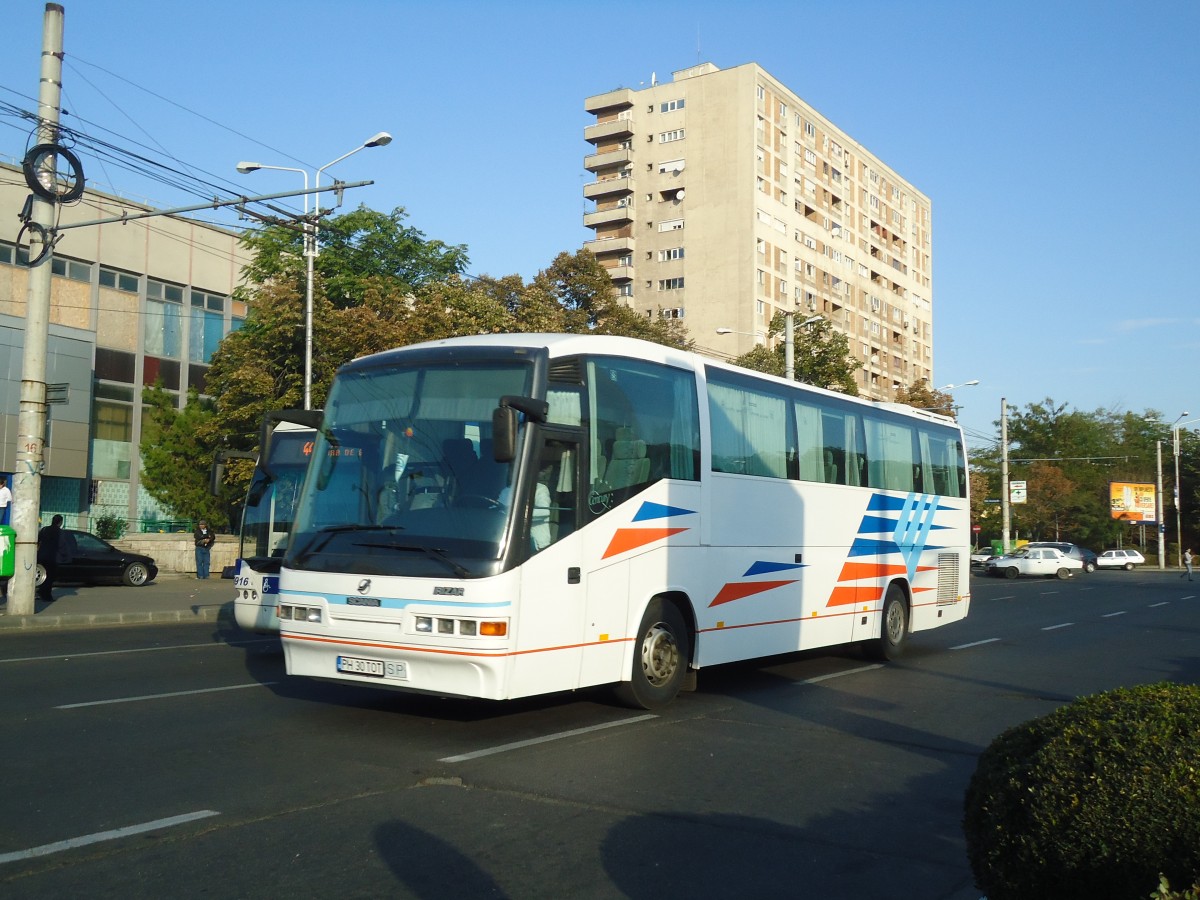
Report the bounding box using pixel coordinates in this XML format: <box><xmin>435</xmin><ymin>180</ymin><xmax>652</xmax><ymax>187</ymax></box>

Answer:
<box><xmin>963</xmin><ymin>682</ymin><xmax>1200</xmax><ymax>900</ymax></box>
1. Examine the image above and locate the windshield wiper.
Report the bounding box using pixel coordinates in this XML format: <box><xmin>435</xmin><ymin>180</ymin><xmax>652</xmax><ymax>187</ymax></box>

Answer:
<box><xmin>291</xmin><ymin>524</ymin><xmax>403</xmax><ymax>564</ymax></box>
<box><xmin>355</xmin><ymin>542</ymin><xmax>471</xmax><ymax>578</ymax></box>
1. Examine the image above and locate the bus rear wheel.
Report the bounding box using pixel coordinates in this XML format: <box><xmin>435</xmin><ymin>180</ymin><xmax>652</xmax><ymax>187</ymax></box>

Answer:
<box><xmin>865</xmin><ymin>584</ymin><xmax>908</xmax><ymax>661</ymax></box>
<box><xmin>614</xmin><ymin>599</ymin><xmax>690</xmax><ymax>710</ymax></box>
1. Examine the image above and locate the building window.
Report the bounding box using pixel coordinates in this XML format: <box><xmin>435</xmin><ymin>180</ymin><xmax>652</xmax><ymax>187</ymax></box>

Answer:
<box><xmin>658</xmin><ymin>277</ymin><xmax>685</xmax><ymax>291</ymax></box>
<box><xmin>660</xmin><ymin>307</ymin><xmax>685</xmax><ymax>318</ymax></box>
<box><xmin>618</xmin><ymin>284</ymin><xmax>633</xmax><ymax>297</ymax></box>
<box><xmin>52</xmin><ymin>256</ymin><xmax>91</xmax><ymax>282</ymax></box>
<box><xmin>756</xmin><ymin>85</ymin><xmax>765</xmax><ymax>100</ymax></box>
<box><xmin>659</xmin><ymin>129</ymin><xmax>685</xmax><ymax>144</ymax></box>
<box><xmin>658</xmin><ymin>247</ymin><xmax>684</xmax><ymax>261</ymax></box>
<box><xmin>658</xmin><ymin>158</ymin><xmax>685</xmax><ymax>174</ymax></box>
<box><xmin>660</xmin><ymin>98</ymin><xmax>685</xmax><ymax>112</ymax></box>
<box><xmin>189</xmin><ymin>290</ymin><xmax>226</xmax><ymax>365</ymax></box>
<box><xmin>804</xmin><ymin>121</ymin><xmax>815</xmax><ymax>138</ymax></box>
<box><xmin>658</xmin><ymin>219</ymin><xmax>684</xmax><ymax>232</ymax></box>
<box><xmin>99</xmin><ymin>267</ymin><xmax>140</xmax><ymax>293</ymax></box>
<box><xmin>144</xmin><ymin>297</ymin><xmax>183</xmax><ymax>358</ymax></box>
<box><xmin>145</xmin><ymin>279</ymin><xmax>185</xmax><ymax>359</ymax></box>
<box><xmin>92</xmin><ymin>383</ymin><xmax>135</xmax><ymax>480</ymax></box>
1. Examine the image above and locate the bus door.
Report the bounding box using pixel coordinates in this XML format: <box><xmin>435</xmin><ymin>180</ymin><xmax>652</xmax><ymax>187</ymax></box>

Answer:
<box><xmin>511</xmin><ymin>433</ymin><xmax>587</xmax><ymax>695</ymax></box>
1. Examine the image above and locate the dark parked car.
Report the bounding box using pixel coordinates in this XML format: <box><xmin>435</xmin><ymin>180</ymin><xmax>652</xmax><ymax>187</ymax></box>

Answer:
<box><xmin>36</xmin><ymin>529</ymin><xmax>158</xmax><ymax>587</ymax></box>
<box><xmin>1023</xmin><ymin>541</ymin><xmax>1098</xmax><ymax>574</ymax></box>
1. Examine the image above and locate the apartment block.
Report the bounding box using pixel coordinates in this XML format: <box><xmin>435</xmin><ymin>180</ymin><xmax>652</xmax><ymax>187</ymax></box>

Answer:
<box><xmin>0</xmin><ymin>158</ymin><xmax>250</xmax><ymax>529</ymax></box>
<box><xmin>582</xmin><ymin>62</ymin><xmax>933</xmax><ymax>398</ymax></box>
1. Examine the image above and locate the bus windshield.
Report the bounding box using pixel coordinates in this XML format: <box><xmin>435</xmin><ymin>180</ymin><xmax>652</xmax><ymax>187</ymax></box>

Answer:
<box><xmin>286</xmin><ymin>358</ymin><xmax>534</xmax><ymax>578</ymax></box>
<box><xmin>241</xmin><ymin>426</ymin><xmax>313</xmax><ymax>562</ymax></box>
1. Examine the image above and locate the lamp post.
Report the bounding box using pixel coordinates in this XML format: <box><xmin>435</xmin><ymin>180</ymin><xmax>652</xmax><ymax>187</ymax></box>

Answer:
<box><xmin>784</xmin><ymin>313</ymin><xmax>823</xmax><ymax>382</ymax></box>
<box><xmin>936</xmin><ymin>380</ymin><xmax>980</xmax><ymax>391</ymax></box>
<box><xmin>236</xmin><ymin>131</ymin><xmax>391</xmax><ymax>409</ymax></box>
<box><xmin>716</xmin><ymin>314</ymin><xmax>820</xmax><ymax>380</ymax></box>
<box><xmin>1173</xmin><ymin>413</ymin><xmax>1195</xmax><ymax>569</ymax></box>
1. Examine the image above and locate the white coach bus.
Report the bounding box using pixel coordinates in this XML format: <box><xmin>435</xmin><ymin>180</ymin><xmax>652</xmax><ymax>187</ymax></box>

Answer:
<box><xmin>216</xmin><ymin>413</ymin><xmax>319</xmax><ymax>634</ymax></box>
<box><xmin>275</xmin><ymin>334</ymin><xmax>970</xmax><ymax>708</ymax></box>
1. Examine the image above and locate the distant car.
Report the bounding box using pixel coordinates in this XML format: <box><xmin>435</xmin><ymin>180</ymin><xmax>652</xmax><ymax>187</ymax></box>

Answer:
<box><xmin>985</xmin><ymin>547</ymin><xmax>1083</xmax><ymax>580</ymax></box>
<box><xmin>971</xmin><ymin>549</ymin><xmax>998</xmax><ymax>567</ymax></box>
<box><xmin>1096</xmin><ymin>549</ymin><xmax>1146</xmax><ymax>571</ymax></box>
<box><xmin>36</xmin><ymin>529</ymin><xmax>158</xmax><ymax>587</ymax></box>
<box><xmin>1023</xmin><ymin>541</ymin><xmax>1098</xmax><ymax>574</ymax></box>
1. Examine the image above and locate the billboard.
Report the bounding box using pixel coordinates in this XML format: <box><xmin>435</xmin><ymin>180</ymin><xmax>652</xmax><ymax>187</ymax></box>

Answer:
<box><xmin>1110</xmin><ymin>482</ymin><xmax>1157</xmax><ymax>522</ymax></box>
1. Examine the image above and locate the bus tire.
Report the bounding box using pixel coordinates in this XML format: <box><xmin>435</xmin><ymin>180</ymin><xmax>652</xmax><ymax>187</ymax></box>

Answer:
<box><xmin>614</xmin><ymin>598</ymin><xmax>690</xmax><ymax>710</ymax></box>
<box><xmin>866</xmin><ymin>584</ymin><xmax>908</xmax><ymax>661</ymax></box>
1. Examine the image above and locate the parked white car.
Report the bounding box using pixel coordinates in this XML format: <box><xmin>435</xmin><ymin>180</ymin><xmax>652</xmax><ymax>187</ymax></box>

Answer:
<box><xmin>1096</xmin><ymin>549</ymin><xmax>1146</xmax><ymax>570</ymax></box>
<box><xmin>985</xmin><ymin>547</ymin><xmax>1084</xmax><ymax>580</ymax></box>
<box><xmin>970</xmin><ymin>549</ymin><xmax>998</xmax><ymax>567</ymax></box>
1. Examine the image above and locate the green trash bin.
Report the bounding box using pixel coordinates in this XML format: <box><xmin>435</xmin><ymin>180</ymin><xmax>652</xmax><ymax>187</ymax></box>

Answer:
<box><xmin>0</xmin><ymin>525</ymin><xmax>15</xmax><ymax>578</ymax></box>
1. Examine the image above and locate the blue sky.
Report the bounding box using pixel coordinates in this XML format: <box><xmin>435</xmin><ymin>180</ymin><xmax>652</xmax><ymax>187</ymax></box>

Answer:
<box><xmin>2</xmin><ymin>0</ymin><xmax>1197</xmax><ymax>448</ymax></box>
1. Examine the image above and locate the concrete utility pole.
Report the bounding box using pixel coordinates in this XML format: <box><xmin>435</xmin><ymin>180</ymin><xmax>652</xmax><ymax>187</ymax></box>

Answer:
<box><xmin>1000</xmin><ymin>397</ymin><xmax>1011</xmax><ymax>554</ymax></box>
<box><xmin>9</xmin><ymin>3</ymin><xmax>64</xmax><ymax>616</ymax></box>
<box><xmin>1156</xmin><ymin>440</ymin><xmax>1165</xmax><ymax>570</ymax></box>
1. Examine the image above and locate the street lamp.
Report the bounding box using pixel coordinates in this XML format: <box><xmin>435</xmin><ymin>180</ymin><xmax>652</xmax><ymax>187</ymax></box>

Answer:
<box><xmin>716</xmin><ymin>314</ymin><xmax>820</xmax><ymax>381</ymax></box>
<box><xmin>1173</xmin><ymin>412</ymin><xmax>1194</xmax><ymax>569</ymax></box>
<box><xmin>236</xmin><ymin>131</ymin><xmax>392</xmax><ymax>409</ymax></box>
<box><xmin>936</xmin><ymin>380</ymin><xmax>980</xmax><ymax>390</ymax></box>
<box><xmin>784</xmin><ymin>313</ymin><xmax>822</xmax><ymax>382</ymax></box>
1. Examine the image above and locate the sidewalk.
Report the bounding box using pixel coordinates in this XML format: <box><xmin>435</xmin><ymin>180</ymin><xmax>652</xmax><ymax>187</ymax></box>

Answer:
<box><xmin>0</xmin><ymin>572</ymin><xmax>233</xmax><ymax>632</ymax></box>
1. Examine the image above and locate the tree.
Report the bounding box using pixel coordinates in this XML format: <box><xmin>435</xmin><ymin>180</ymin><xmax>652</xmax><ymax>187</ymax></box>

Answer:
<box><xmin>732</xmin><ymin>313</ymin><xmax>860</xmax><ymax>394</ymax></box>
<box><xmin>239</xmin><ymin>205</ymin><xmax>469</xmax><ymax>305</ymax></box>
<box><xmin>139</xmin><ymin>385</ymin><xmax>230</xmax><ymax>527</ymax></box>
<box><xmin>144</xmin><ymin>209</ymin><xmax>698</xmax><ymax>515</ymax></box>
<box><xmin>894</xmin><ymin>379</ymin><xmax>957</xmax><ymax>418</ymax></box>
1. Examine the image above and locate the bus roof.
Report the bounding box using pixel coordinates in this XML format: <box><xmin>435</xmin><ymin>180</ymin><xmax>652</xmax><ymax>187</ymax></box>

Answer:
<box><xmin>345</xmin><ymin>333</ymin><xmax>961</xmax><ymax>431</ymax></box>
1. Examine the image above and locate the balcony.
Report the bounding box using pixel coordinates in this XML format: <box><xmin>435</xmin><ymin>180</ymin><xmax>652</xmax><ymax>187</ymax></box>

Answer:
<box><xmin>584</xmin><ymin>236</ymin><xmax>635</xmax><ymax>257</ymax></box>
<box><xmin>584</xmin><ymin>117</ymin><xmax>634</xmax><ymax>144</ymax></box>
<box><xmin>584</xmin><ymin>88</ymin><xmax>635</xmax><ymax>115</ymax></box>
<box><xmin>604</xmin><ymin>265</ymin><xmax>634</xmax><ymax>282</ymax></box>
<box><xmin>584</xmin><ymin>148</ymin><xmax>633</xmax><ymax>172</ymax></box>
<box><xmin>583</xmin><ymin>203</ymin><xmax>634</xmax><ymax>229</ymax></box>
<box><xmin>583</xmin><ymin>176</ymin><xmax>633</xmax><ymax>201</ymax></box>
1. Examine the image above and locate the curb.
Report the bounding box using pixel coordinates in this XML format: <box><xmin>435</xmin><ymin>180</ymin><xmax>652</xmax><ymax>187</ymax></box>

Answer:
<box><xmin>0</xmin><ymin>603</ymin><xmax>231</xmax><ymax>633</ymax></box>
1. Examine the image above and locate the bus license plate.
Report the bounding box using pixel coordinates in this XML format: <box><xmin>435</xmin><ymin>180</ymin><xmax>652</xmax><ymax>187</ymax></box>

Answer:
<box><xmin>336</xmin><ymin>656</ymin><xmax>407</xmax><ymax>680</ymax></box>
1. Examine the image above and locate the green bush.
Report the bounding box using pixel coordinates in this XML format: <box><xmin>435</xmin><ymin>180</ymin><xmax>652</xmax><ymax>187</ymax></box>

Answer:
<box><xmin>963</xmin><ymin>682</ymin><xmax>1200</xmax><ymax>900</ymax></box>
<box><xmin>95</xmin><ymin>514</ymin><xmax>127</xmax><ymax>541</ymax></box>
<box><xmin>1153</xmin><ymin>875</ymin><xmax>1200</xmax><ymax>899</ymax></box>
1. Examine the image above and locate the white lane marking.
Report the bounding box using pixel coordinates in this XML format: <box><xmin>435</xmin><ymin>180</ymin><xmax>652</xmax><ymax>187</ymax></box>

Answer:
<box><xmin>1102</xmin><ymin>611</ymin><xmax>1127</xmax><ymax>618</ymax></box>
<box><xmin>1</xmin><ymin>640</ymin><xmax>271</xmax><ymax>665</ymax></box>
<box><xmin>1149</xmin><ymin>602</ymin><xmax>1170</xmax><ymax>608</ymax></box>
<box><xmin>802</xmin><ymin>664</ymin><xmax>883</xmax><ymax>684</ymax></box>
<box><xmin>0</xmin><ymin>810</ymin><xmax>219</xmax><ymax>865</ymax></box>
<box><xmin>950</xmin><ymin>638</ymin><xmax>1001</xmax><ymax>650</ymax></box>
<box><xmin>1183</xmin><ymin>595</ymin><xmax>1196</xmax><ymax>600</ymax></box>
<box><xmin>1038</xmin><ymin>592</ymin><xmax>1060</xmax><ymax>596</ymax></box>
<box><xmin>1042</xmin><ymin>623</ymin><xmax>1074</xmax><ymax>631</ymax></box>
<box><xmin>993</xmin><ymin>595</ymin><xmax>1016</xmax><ymax>601</ymax></box>
<box><xmin>57</xmin><ymin>682</ymin><xmax>276</xmax><ymax>709</ymax></box>
<box><xmin>440</xmin><ymin>714</ymin><xmax>657</xmax><ymax>763</ymax></box>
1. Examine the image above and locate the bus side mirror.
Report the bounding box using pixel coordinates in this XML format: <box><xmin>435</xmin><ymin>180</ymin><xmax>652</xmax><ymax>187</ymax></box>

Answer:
<box><xmin>493</xmin><ymin>407</ymin><xmax>517</xmax><ymax>462</ymax></box>
<box><xmin>260</xmin><ymin>408</ymin><xmax>324</xmax><ymax>479</ymax></box>
<box><xmin>492</xmin><ymin>395</ymin><xmax>549</xmax><ymax>463</ymax></box>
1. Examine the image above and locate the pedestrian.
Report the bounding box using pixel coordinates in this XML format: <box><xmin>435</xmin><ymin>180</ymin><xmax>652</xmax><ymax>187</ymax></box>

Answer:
<box><xmin>1184</xmin><ymin>548</ymin><xmax>1194</xmax><ymax>582</ymax></box>
<box><xmin>193</xmin><ymin>519</ymin><xmax>215</xmax><ymax>580</ymax></box>
<box><xmin>0</xmin><ymin>475</ymin><xmax>11</xmax><ymax>525</ymax></box>
<box><xmin>37</xmin><ymin>514</ymin><xmax>64</xmax><ymax>602</ymax></box>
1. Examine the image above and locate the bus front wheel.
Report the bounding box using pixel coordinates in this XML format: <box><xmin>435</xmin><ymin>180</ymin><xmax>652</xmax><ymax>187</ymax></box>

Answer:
<box><xmin>866</xmin><ymin>584</ymin><xmax>908</xmax><ymax>661</ymax></box>
<box><xmin>614</xmin><ymin>599</ymin><xmax>690</xmax><ymax>710</ymax></box>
